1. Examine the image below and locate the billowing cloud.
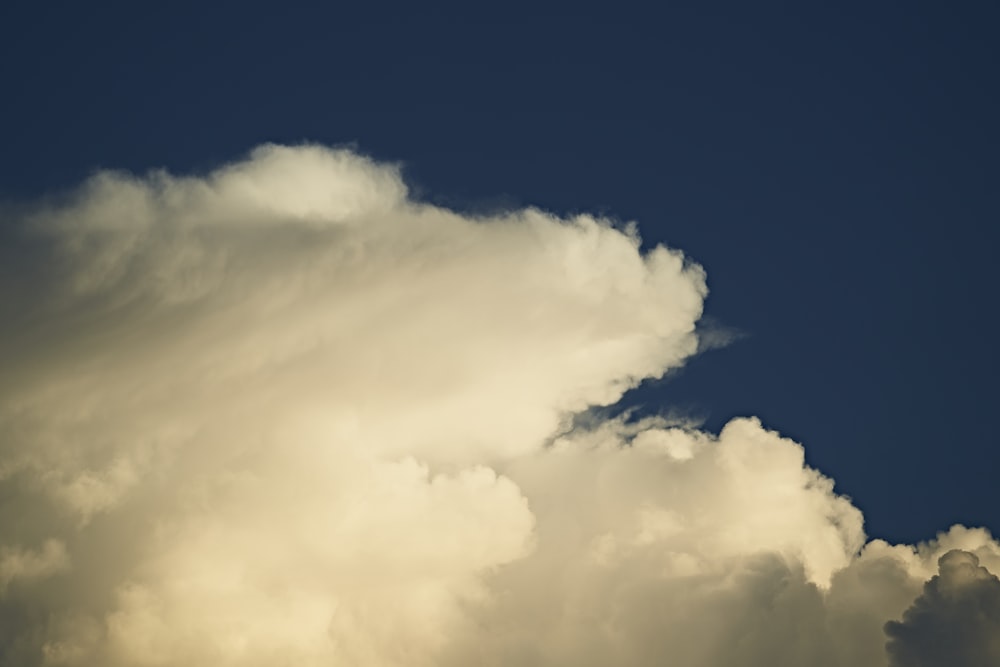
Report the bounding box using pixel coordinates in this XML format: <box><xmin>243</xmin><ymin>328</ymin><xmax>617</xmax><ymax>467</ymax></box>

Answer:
<box><xmin>0</xmin><ymin>144</ymin><xmax>996</xmax><ymax>665</ymax></box>
<box><xmin>885</xmin><ymin>549</ymin><xmax>1000</xmax><ymax>667</ymax></box>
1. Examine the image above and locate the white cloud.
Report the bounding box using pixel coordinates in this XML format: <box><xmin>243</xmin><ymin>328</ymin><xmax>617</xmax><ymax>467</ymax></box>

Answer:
<box><xmin>0</xmin><ymin>144</ymin><xmax>996</xmax><ymax>665</ymax></box>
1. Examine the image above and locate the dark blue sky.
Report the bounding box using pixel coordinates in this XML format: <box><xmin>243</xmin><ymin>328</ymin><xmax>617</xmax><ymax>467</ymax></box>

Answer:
<box><xmin>1</xmin><ymin>2</ymin><xmax>997</xmax><ymax>545</ymax></box>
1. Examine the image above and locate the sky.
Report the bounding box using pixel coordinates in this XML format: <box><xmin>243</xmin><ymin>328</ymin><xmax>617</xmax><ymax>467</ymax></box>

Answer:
<box><xmin>1</xmin><ymin>3</ymin><xmax>999</xmax><ymax>665</ymax></box>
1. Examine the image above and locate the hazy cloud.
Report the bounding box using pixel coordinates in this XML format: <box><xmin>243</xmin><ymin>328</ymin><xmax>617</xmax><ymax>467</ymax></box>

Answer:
<box><xmin>0</xmin><ymin>540</ymin><xmax>69</xmax><ymax>592</ymax></box>
<box><xmin>0</xmin><ymin>144</ymin><xmax>996</xmax><ymax>665</ymax></box>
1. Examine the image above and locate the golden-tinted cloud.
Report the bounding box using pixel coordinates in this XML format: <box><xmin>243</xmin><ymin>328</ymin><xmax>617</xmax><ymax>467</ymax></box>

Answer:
<box><xmin>0</xmin><ymin>145</ymin><xmax>996</xmax><ymax>665</ymax></box>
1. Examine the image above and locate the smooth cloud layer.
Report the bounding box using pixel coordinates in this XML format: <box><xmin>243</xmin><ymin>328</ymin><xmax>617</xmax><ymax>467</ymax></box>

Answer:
<box><xmin>0</xmin><ymin>144</ymin><xmax>996</xmax><ymax>666</ymax></box>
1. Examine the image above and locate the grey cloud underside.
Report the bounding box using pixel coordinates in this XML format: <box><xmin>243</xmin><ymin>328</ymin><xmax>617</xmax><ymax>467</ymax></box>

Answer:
<box><xmin>0</xmin><ymin>144</ymin><xmax>997</xmax><ymax>666</ymax></box>
<box><xmin>885</xmin><ymin>550</ymin><xmax>1000</xmax><ymax>667</ymax></box>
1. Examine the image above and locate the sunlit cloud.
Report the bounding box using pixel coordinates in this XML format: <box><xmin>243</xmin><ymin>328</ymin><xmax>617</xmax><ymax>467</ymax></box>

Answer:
<box><xmin>0</xmin><ymin>144</ymin><xmax>996</xmax><ymax>666</ymax></box>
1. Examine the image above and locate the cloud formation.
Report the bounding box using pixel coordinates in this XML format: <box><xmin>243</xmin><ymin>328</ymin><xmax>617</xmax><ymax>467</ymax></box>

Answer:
<box><xmin>885</xmin><ymin>549</ymin><xmax>1000</xmax><ymax>666</ymax></box>
<box><xmin>0</xmin><ymin>144</ymin><xmax>997</xmax><ymax>665</ymax></box>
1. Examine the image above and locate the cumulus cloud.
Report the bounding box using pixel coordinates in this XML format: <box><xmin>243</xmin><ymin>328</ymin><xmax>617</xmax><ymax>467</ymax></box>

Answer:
<box><xmin>885</xmin><ymin>549</ymin><xmax>1000</xmax><ymax>666</ymax></box>
<box><xmin>0</xmin><ymin>144</ymin><xmax>996</xmax><ymax>665</ymax></box>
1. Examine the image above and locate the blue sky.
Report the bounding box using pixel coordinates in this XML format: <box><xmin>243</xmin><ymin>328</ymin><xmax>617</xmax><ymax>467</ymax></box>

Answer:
<box><xmin>1</xmin><ymin>2</ymin><xmax>997</xmax><ymax>545</ymax></box>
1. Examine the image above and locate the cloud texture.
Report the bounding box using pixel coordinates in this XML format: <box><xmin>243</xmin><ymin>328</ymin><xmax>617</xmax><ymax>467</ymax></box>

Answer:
<box><xmin>885</xmin><ymin>549</ymin><xmax>1000</xmax><ymax>666</ymax></box>
<box><xmin>0</xmin><ymin>144</ymin><xmax>997</xmax><ymax>665</ymax></box>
